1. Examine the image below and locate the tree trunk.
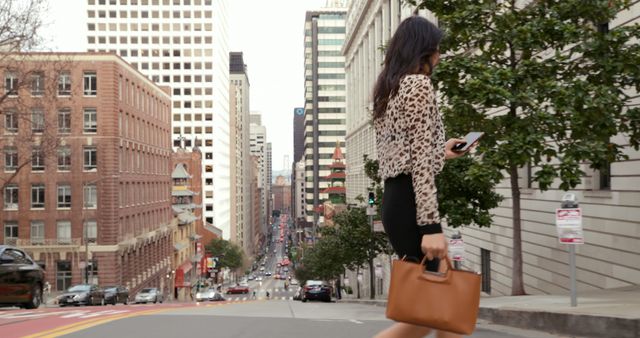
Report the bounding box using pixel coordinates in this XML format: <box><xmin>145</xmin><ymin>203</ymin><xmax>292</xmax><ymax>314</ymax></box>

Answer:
<box><xmin>509</xmin><ymin>165</ymin><xmax>526</xmax><ymax>296</ymax></box>
<box><xmin>356</xmin><ymin>267</ymin><xmax>361</xmax><ymax>299</ymax></box>
<box><xmin>368</xmin><ymin>258</ymin><xmax>375</xmax><ymax>299</ymax></box>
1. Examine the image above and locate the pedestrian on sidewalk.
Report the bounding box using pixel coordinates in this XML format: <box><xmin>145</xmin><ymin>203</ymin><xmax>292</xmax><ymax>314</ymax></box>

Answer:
<box><xmin>372</xmin><ymin>14</ymin><xmax>475</xmax><ymax>338</ymax></box>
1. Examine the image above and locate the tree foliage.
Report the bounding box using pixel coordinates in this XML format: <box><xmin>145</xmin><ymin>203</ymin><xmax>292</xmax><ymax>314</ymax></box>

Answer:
<box><xmin>406</xmin><ymin>0</ymin><xmax>640</xmax><ymax>295</ymax></box>
<box><xmin>294</xmin><ymin>207</ymin><xmax>390</xmax><ymax>284</ymax></box>
<box><xmin>204</xmin><ymin>238</ymin><xmax>244</xmax><ymax>271</ymax></box>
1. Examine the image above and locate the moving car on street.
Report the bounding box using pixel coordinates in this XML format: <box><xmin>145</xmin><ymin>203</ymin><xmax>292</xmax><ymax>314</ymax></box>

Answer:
<box><xmin>301</xmin><ymin>280</ymin><xmax>332</xmax><ymax>303</ymax></box>
<box><xmin>196</xmin><ymin>288</ymin><xmax>225</xmax><ymax>302</ymax></box>
<box><xmin>134</xmin><ymin>287</ymin><xmax>163</xmax><ymax>304</ymax></box>
<box><xmin>226</xmin><ymin>284</ymin><xmax>249</xmax><ymax>294</ymax></box>
<box><xmin>0</xmin><ymin>245</ymin><xmax>45</xmax><ymax>309</ymax></box>
<box><xmin>103</xmin><ymin>285</ymin><xmax>129</xmax><ymax>305</ymax></box>
<box><xmin>57</xmin><ymin>284</ymin><xmax>105</xmax><ymax>306</ymax></box>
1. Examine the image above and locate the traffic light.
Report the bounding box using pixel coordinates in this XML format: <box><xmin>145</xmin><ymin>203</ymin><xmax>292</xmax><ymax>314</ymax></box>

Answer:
<box><xmin>368</xmin><ymin>192</ymin><xmax>375</xmax><ymax>206</ymax></box>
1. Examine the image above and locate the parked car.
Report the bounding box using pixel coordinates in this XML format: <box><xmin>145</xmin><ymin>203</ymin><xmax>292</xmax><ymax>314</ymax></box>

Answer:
<box><xmin>0</xmin><ymin>245</ymin><xmax>45</xmax><ymax>309</ymax></box>
<box><xmin>58</xmin><ymin>284</ymin><xmax>105</xmax><ymax>306</ymax></box>
<box><xmin>226</xmin><ymin>284</ymin><xmax>249</xmax><ymax>294</ymax></box>
<box><xmin>103</xmin><ymin>285</ymin><xmax>129</xmax><ymax>305</ymax></box>
<box><xmin>196</xmin><ymin>288</ymin><xmax>225</xmax><ymax>302</ymax></box>
<box><xmin>134</xmin><ymin>287</ymin><xmax>163</xmax><ymax>304</ymax></box>
<box><xmin>301</xmin><ymin>280</ymin><xmax>332</xmax><ymax>302</ymax></box>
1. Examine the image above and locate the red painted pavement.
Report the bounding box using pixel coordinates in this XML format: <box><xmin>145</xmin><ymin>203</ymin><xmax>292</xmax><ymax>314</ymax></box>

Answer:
<box><xmin>0</xmin><ymin>302</ymin><xmax>207</xmax><ymax>338</ymax></box>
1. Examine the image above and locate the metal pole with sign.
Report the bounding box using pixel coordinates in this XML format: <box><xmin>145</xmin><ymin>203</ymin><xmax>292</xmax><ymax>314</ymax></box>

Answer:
<box><xmin>556</xmin><ymin>193</ymin><xmax>583</xmax><ymax>307</ymax></box>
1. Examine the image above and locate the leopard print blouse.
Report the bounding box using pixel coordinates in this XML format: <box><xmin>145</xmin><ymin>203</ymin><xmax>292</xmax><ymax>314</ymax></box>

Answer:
<box><xmin>374</xmin><ymin>74</ymin><xmax>445</xmax><ymax>230</ymax></box>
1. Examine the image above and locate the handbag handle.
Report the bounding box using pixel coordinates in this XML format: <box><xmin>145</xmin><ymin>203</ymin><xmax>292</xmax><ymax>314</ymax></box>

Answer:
<box><xmin>417</xmin><ymin>256</ymin><xmax>453</xmax><ymax>283</ymax></box>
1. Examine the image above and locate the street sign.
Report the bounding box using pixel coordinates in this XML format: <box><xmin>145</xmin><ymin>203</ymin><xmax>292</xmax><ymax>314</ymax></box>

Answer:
<box><xmin>373</xmin><ymin>220</ymin><xmax>384</xmax><ymax>232</ymax></box>
<box><xmin>555</xmin><ymin>208</ymin><xmax>584</xmax><ymax>244</ymax></box>
<box><xmin>366</xmin><ymin>206</ymin><xmax>376</xmax><ymax>216</ymax></box>
<box><xmin>448</xmin><ymin>238</ymin><xmax>465</xmax><ymax>261</ymax></box>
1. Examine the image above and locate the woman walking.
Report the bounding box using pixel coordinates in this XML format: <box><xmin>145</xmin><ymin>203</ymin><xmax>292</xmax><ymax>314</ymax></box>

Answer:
<box><xmin>372</xmin><ymin>15</ymin><xmax>472</xmax><ymax>338</ymax></box>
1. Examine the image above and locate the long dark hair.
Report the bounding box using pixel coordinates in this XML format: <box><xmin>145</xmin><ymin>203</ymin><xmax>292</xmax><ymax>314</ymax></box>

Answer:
<box><xmin>372</xmin><ymin>16</ymin><xmax>443</xmax><ymax>119</ymax></box>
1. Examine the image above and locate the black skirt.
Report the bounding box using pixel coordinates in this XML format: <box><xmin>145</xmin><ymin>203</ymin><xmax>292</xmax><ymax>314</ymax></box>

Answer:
<box><xmin>382</xmin><ymin>174</ymin><xmax>439</xmax><ymax>272</ymax></box>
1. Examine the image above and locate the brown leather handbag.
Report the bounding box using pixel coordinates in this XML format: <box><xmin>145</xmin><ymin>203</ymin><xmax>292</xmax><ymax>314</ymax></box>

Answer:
<box><xmin>386</xmin><ymin>256</ymin><xmax>481</xmax><ymax>335</ymax></box>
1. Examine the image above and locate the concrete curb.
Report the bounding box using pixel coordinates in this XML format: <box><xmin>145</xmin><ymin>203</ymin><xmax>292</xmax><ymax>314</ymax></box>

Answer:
<box><xmin>338</xmin><ymin>299</ymin><xmax>640</xmax><ymax>338</ymax></box>
<box><xmin>478</xmin><ymin>308</ymin><xmax>639</xmax><ymax>338</ymax></box>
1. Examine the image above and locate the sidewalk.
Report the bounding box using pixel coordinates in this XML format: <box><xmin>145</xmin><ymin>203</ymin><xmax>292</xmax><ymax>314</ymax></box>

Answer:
<box><xmin>338</xmin><ymin>285</ymin><xmax>640</xmax><ymax>338</ymax></box>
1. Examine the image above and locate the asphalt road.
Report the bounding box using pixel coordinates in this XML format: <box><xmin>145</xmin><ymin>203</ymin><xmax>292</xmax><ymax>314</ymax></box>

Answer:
<box><xmin>55</xmin><ymin>298</ymin><xmax>568</xmax><ymax>338</ymax></box>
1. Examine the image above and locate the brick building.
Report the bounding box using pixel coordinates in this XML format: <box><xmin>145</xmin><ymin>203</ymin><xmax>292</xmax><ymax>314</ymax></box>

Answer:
<box><xmin>0</xmin><ymin>53</ymin><xmax>174</xmax><ymax>294</ymax></box>
<box><xmin>272</xmin><ymin>175</ymin><xmax>291</xmax><ymax>216</ymax></box>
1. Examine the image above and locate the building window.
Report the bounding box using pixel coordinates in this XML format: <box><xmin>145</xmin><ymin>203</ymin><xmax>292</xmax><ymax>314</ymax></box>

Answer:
<box><xmin>481</xmin><ymin>248</ymin><xmax>491</xmax><ymax>294</ymax></box>
<box><xmin>3</xmin><ymin>222</ymin><xmax>18</xmax><ymax>245</ymax></box>
<box><xmin>4</xmin><ymin>147</ymin><xmax>17</xmax><ymax>171</ymax></box>
<box><xmin>4</xmin><ymin>185</ymin><xmax>18</xmax><ymax>210</ymax></box>
<box><xmin>58</xmin><ymin>109</ymin><xmax>71</xmax><ymax>133</ymax></box>
<box><xmin>83</xmin><ymin>72</ymin><xmax>97</xmax><ymax>96</ymax></box>
<box><xmin>83</xmin><ymin>108</ymin><xmax>98</xmax><ymax>133</ymax></box>
<box><xmin>4</xmin><ymin>72</ymin><xmax>17</xmax><ymax>95</ymax></box>
<box><xmin>31</xmin><ymin>109</ymin><xmax>45</xmax><ymax>132</ymax></box>
<box><xmin>57</xmin><ymin>147</ymin><xmax>71</xmax><ymax>171</ymax></box>
<box><xmin>31</xmin><ymin>184</ymin><xmax>45</xmax><ymax>209</ymax></box>
<box><xmin>4</xmin><ymin>111</ymin><xmax>17</xmax><ymax>133</ymax></box>
<box><xmin>84</xmin><ymin>220</ymin><xmax>97</xmax><ymax>242</ymax></box>
<box><xmin>83</xmin><ymin>147</ymin><xmax>97</xmax><ymax>171</ymax></box>
<box><xmin>58</xmin><ymin>72</ymin><xmax>71</xmax><ymax>96</ymax></box>
<box><xmin>57</xmin><ymin>221</ymin><xmax>71</xmax><ymax>244</ymax></box>
<box><xmin>57</xmin><ymin>184</ymin><xmax>71</xmax><ymax>208</ymax></box>
<box><xmin>56</xmin><ymin>260</ymin><xmax>72</xmax><ymax>291</ymax></box>
<box><xmin>84</xmin><ymin>184</ymin><xmax>97</xmax><ymax>209</ymax></box>
<box><xmin>32</xmin><ymin>148</ymin><xmax>45</xmax><ymax>171</ymax></box>
<box><xmin>599</xmin><ymin>162</ymin><xmax>611</xmax><ymax>190</ymax></box>
<box><xmin>31</xmin><ymin>73</ymin><xmax>44</xmax><ymax>96</ymax></box>
<box><xmin>31</xmin><ymin>221</ymin><xmax>45</xmax><ymax>244</ymax></box>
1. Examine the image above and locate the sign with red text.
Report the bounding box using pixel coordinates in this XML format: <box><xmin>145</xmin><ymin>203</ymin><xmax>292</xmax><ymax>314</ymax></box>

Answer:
<box><xmin>556</xmin><ymin>208</ymin><xmax>584</xmax><ymax>244</ymax></box>
<box><xmin>448</xmin><ymin>238</ymin><xmax>465</xmax><ymax>261</ymax></box>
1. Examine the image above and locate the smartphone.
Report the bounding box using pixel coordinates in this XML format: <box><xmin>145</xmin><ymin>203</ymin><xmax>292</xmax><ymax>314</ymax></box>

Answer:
<box><xmin>452</xmin><ymin>132</ymin><xmax>484</xmax><ymax>152</ymax></box>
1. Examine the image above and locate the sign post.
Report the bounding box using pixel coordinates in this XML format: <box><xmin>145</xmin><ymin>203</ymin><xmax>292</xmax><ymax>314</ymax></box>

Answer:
<box><xmin>556</xmin><ymin>193</ymin><xmax>583</xmax><ymax>307</ymax></box>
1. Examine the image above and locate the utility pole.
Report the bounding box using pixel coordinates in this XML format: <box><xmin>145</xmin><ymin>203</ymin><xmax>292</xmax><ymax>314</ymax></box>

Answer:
<box><xmin>367</xmin><ymin>192</ymin><xmax>376</xmax><ymax>299</ymax></box>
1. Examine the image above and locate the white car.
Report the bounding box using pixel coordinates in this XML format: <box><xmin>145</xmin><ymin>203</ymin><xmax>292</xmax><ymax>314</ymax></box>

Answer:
<box><xmin>290</xmin><ymin>279</ymin><xmax>299</xmax><ymax>286</ymax></box>
<box><xmin>256</xmin><ymin>276</ymin><xmax>263</xmax><ymax>282</ymax></box>
<box><xmin>239</xmin><ymin>281</ymin><xmax>249</xmax><ymax>287</ymax></box>
<box><xmin>195</xmin><ymin>288</ymin><xmax>224</xmax><ymax>302</ymax></box>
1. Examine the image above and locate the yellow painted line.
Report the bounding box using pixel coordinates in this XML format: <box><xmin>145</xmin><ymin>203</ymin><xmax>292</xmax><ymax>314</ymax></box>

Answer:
<box><xmin>24</xmin><ymin>301</ymin><xmax>261</xmax><ymax>338</ymax></box>
<box><xmin>22</xmin><ymin>308</ymin><xmax>172</xmax><ymax>338</ymax></box>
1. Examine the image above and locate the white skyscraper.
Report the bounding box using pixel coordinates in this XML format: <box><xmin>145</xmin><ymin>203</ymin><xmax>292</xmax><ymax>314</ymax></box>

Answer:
<box><xmin>250</xmin><ymin>115</ymin><xmax>267</xmax><ymax>236</ymax></box>
<box><xmin>85</xmin><ymin>0</ymin><xmax>231</xmax><ymax>237</ymax></box>
<box><xmin>303</xmin><ymin>4</ymin><xmax>348</xmax><ymax>225</ymax></box>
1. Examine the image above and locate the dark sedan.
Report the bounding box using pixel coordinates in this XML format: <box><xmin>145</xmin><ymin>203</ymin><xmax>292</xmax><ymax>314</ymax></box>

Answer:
<box><xmin>103</xmin><ymin>285</ymin><xmax>129</xmax><ymax>305</ymax></box>
<box><xmin>57</xmin><ymin>284</ymin><xmax>105</xmax><ymax>306</ymax></box>
<box><xmin>0</xmin><ymin>246</ymin><xmax>45</xmax><ymax>309</ymax></box>
<box><xmin>301</xmin><ymin>280</ymin><xmax>332</xmax><ymax>302</ymax></box>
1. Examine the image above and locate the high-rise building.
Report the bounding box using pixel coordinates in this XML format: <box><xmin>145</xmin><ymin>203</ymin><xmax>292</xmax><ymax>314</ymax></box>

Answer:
<box><xmin>0</xmin><ymin>53</ymin><xmax>174</xmax><ymax>294</ymax></box>
<box><xmin>303</xmin><ymin>3</ymin><xmax>348</xmax><ymax>226</ymax></box>
<box><xmin>293</xmin><ymin>161</ymin><xmax>306</xmax><ymax>221</ymax></box>
<box><xmin>343</xmin><ymin>0</ymin><xmax>420</xmax><ymax>205</ymax></box>
<box><xmin>85</xmin><ymin>0</ymin><xmax>231</xmax><ymax>239</ymax></box>
<box><xmin>293</xmin><ymin>107</ymin><xmax>305</xmax><ymax>162</ymax></box>
<box><xmin>266</xmin><ymin>142</ymin><xmax>273</xmax><ymax>219</ymax></box>
<box><xmin>250</xmin><ymin>114</ymin><xmax>267</xmax><ymax>243</ymax></box>
<box><xmin>229</xmin><ymin>52</ymin><xmax>251</xmax><ymax>255</ymax></box>
<box><xmin>249</xmin><ymin>155</ymin><xmax>262</xmax><ymax>254</ymax></box>
<box><xmin>272</xmin><ymin>176</ymin><xmax>291</xmax><ymax>215</ymax></box>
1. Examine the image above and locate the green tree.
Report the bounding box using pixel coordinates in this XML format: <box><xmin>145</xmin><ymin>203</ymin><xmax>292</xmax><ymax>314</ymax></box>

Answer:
<box><xmin>407</xmin><ymin>0</ymin><xmax>640</xmax><ymax>295</ymax></box>
<box><xmin>333</xmin><ymin>207</ymin><xmax>390</xmax><ymax>299</ymax></box>
<box><xmin>204</xmin><ymin>238</ymin><xmax>244</xmax><ymax>271</ymax></box>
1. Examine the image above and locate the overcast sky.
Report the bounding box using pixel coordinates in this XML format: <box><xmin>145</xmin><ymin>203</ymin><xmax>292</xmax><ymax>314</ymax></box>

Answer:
<box><xmin>43</xmin><ymin>0</ymin><xmax>329</xmax><ymax>172</ymax></box>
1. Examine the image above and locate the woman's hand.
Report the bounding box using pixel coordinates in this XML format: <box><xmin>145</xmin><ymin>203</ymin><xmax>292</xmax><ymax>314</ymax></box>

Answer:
<box><xmin>421</xmin><ymin>233</ymin><xmax>448</xmax><ymax>261</ymax></box>
<box><xmin>444</xmin><ymin>138</ymin><xmax>467</xmax><ymax>160</ymax></box>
